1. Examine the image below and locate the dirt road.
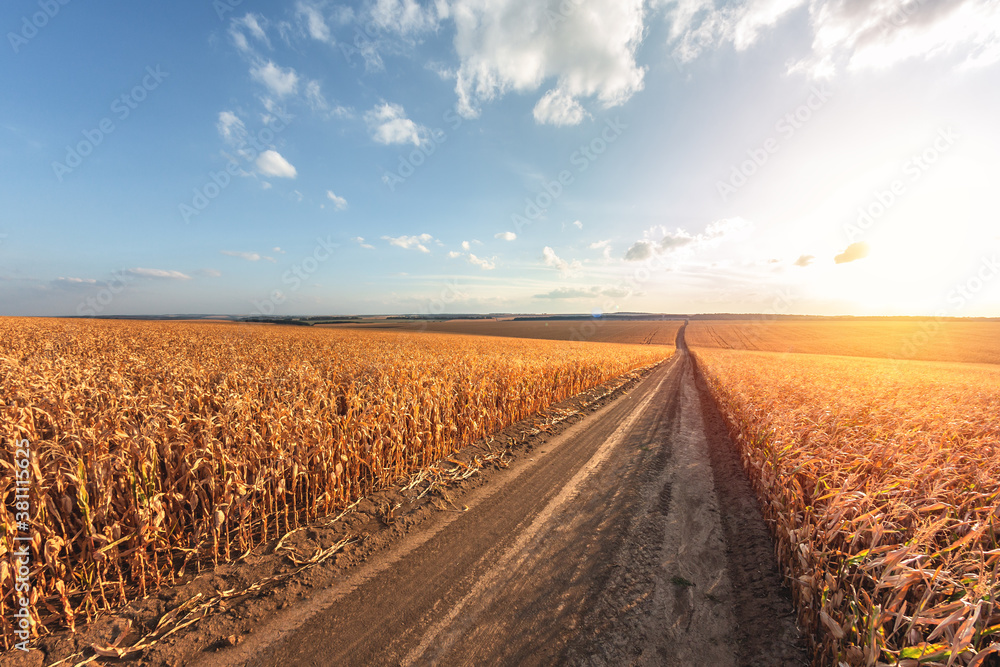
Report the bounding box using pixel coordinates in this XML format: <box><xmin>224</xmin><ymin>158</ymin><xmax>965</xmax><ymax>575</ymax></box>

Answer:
<box><xmin>203</xmin><ymin>331</ymin><xmax>806</xmax><ymax>666</ymax></box>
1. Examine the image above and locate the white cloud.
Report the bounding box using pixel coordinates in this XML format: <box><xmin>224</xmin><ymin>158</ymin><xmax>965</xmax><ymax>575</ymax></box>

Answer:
<box><xmin>383</xmin><ymin>233</ymin><xmax>434</xmax><ymax>252</ymax></box>
<box><xmin>305</xmin><ymin>80</ymin><xmax>329</xmax><ymax>112</ymax></box>
<box><xmin>449</xmin><ymin>248</ymin><xmax>496</xmax><ymax>268</ymax></box>
<box><xmin>667</xmin><ymin>0</ymin><xmax>1000</xmax><ymax>76</ymax></box>
<box><xmin>534</xmin><ymin>285</ymin><xmax>638</xmax><ymax>299</ymax></box>
<box><xmin>125</xmin><ymin>268</ymin><xmax>192</xmax><ymax>280</ymax></box>
<box><xmin>217</xmin><ymin>111</ymin><xmax>247</xmax><ymax>143</ymax></box>
<box><xmin>533</xmin><ymin>88</ymin><xmax>588</xmax><ymax>126</ymax></box>
<box><xmin>230</xmin><ymin>13</ymin><xmax>271</xmax><ymax>52</ymax></box>
<box><xmin>259</xmin><ymin>96</ymin><xmax>290</xmax><ymax>123</ymax></box>
<box><xmin>364</xmin><ymin>103</ymin><xmax>426</xmax><ymax>145</ymax></box>
<box><xmin>794</xmin><ymin>254</ymin><xmax>815</xmax><ymax>267</ymax></box>
<box><xmin>835</xmin><ymin>241</ymin><xmax>870</xmax><ymax>265</ymax></box>
<box><xmin>495</xmin><ymin>231</ymin><xmax>517</xmax><ymax>241</ymax></box>
<box><xmin>238</xmin><ymin>14</ymin><xmax>269</xmax><ymax>43</ymax></box>
<box><xmin>222</xmin><ymin>250</ymin><xmax>262</xmax><ymax>261</ymax></box>
<box><xmin>542</xmin><ymin>246</ymin><xmax>582</xmax><ymax>274</ymax></box>
<box><xmin>333</xmin><ymin>6</ymin><xmax>356</xmax><ymax>25</ymax></box>
<box><xmin>452</xmin><ymin>0</ymin><xmax>646</xmax><ymax>124</ymax></box>
<box><xmin>250</xmin><ymin>61</ymin><xmax>299</xmax><ymax>97</ymax></box>
<box><xmin>326</xmin><ymin>190</ymin><xmax>348</xmax><ymax>210</ymax></box>
<box><xmin>659</xmin><ymin>228</ymin><xmax>696</xmax><ymax>250</ymax></box>
<box><xmin>665</xmin><ymin>0</ymin><xmax>808</xmax><ymax>63</ymax></box>
<box><xmin>272</xmin><ymin>247</ymin><xmax>286</xmax><ymax>254</ymax></box>
<box><xmin>370</xmin><ymin>0</ymin><xmax>443</xmax><ymax>35</ymax></box>
<box><xmin>221</xmin><ymin>250</ymin><xmax>276</xmax><ymax>262</ymax></box>
<box><xmin>624</xmin><ymin>218</ymin><xmax>751</xmax><ymax>261</ymax></box>
<box><xmin>702</xmin><ymin>217</ymin><xmax>752</xmax><ymax>243</ymax></box>
<box><xmin>590</xmin><ymin>239</ymin><xmax>613</xmax><ymax>260</ymax></box>
<box><xmin>352</xmin><ymin>236</ymin><xmax>375</xmax><ymax>250</ymax></box>
<box><xmin>231</xmin><ymin>30</ymin><xmax>250</xmax><ymax>53</ymax></box>
<box><xmin>427</xmin><ymin>61</ymin><xmax>456</xmax><ymax>80</ymax></box>
<box><xmin>55</xmin><ymin>277</ymin><xmax>97</xmax><ymax>284</ymax></box>
<box><xmin>535</xmin><ymin>287</ymin><xmax>594</xmax><ymax>299</ymax></box>
<box><xmin>624</xmin><ymin>240</ymin><xmax>654</xmax><ymax>262</ymax></box>
<box><xmin>572</xmin><ymin>220</ymin><xmax>583</xmax><ymax>229</ymax></box>
<box><xmin>467</xmin><ymin>253</ymin><xmax>495</xmax><ymax>270</ymax></box>
<box><xmin>256</xmin><ymin>150</ymin><xmax>298</xmax><ymax>178</ymax></box>
<box><xmin>807</xmin><ymin>0</ymin><xmax>1000</xmax><ymax>74</ymax></box>
<box><xmin>623</xmin><ymin>228</ymin><xmax>694</xmax><ymax>260</ymax></box>
<box><xmin>301</xmin><ymin>82</ymin><xmax>350</xmax><ymax>120</ymax></box>
<box><xmin>297</xmin><ymin>1</ymin><xmax>332</xmax><ymax>42</ymax></box>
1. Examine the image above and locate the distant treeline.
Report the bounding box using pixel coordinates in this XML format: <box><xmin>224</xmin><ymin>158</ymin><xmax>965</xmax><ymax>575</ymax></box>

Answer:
<box><xmin>512</xmin><ymin>314</ymin><xmax>685</xmax><ymax>322</ymax></box>
<box><xmin>384</xmin><ymin>315</ymin><xmax>498</xmax><ymax>321</ymax></box>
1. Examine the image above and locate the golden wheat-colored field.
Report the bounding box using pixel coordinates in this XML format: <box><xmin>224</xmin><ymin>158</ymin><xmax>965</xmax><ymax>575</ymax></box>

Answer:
<box><xmin>0</xmin><ymin>318</ymin><xmax>672</xmax><ymax>646</ymax></box>
<box><xmin>694</xmin><ymin>347</ymin><xmax>1000</xmax><ymax>666</ymax></box>
<box><xmin>687</xmin><ymin>320</ymin><xmax>1000</xmax><ymax>365</ymax></box>
<box><xmin>321</xmin><ymin>318</ymin><xmax>684</xmax><ymax>345</ymax></box>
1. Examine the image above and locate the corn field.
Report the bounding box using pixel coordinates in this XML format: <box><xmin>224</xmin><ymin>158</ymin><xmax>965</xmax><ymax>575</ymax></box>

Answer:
<box><xmin>0</xmin><ymin>318</ymin><xmax>672</xmax><ymax>647</ymax></box>
<box><xmin>695</xmin><ymin>348</ymin><xmax>1000</xmax><ymax>666</ymax></box>
<box><xmin>686</xmin><ymin>320</ymin><xmax>1000</xmax><ymax>366</ymax></box>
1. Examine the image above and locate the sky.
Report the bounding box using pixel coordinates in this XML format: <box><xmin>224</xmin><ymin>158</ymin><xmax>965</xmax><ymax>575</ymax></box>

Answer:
<box><xmin>2</xmin><ymin>0</ymin><xmax>999</xmax><ymax>317</ymax></box>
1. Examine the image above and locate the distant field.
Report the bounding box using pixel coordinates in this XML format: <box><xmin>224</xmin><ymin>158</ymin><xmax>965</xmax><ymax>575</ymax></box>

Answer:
<box><xmin>687</xmin><ymin>319</ymin><xmax>1000</xmax><ymax>364</ymax></box>
<box><xmin>319</xmin><ymin>318</ymin><xmax>684</xmax><ymax>345</ymax></box>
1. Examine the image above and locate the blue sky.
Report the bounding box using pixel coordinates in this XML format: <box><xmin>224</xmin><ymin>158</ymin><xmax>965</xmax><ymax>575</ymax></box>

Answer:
<box><xmin>2</xmin><ymin>0</ymin><xmax>999</xmax><ymax>317</ymax></box>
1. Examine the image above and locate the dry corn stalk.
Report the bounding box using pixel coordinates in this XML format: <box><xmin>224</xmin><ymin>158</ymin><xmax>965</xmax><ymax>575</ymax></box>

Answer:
<box><xmin>694</xmin><ymin>347</ymin><xmax>1000</xmax><ymax>666</ymax></box>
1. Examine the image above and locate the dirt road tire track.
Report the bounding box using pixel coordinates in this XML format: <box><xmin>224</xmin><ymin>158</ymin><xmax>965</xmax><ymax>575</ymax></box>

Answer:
<box><xmin>691</xmin><ymin>357</ymin><xmax>807</xmax><ymax>665</ymax></box>
<box><xmin>200</xmin><ymin>332</ymin><xmax>807</xmax><ymax>666</ymax></box>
